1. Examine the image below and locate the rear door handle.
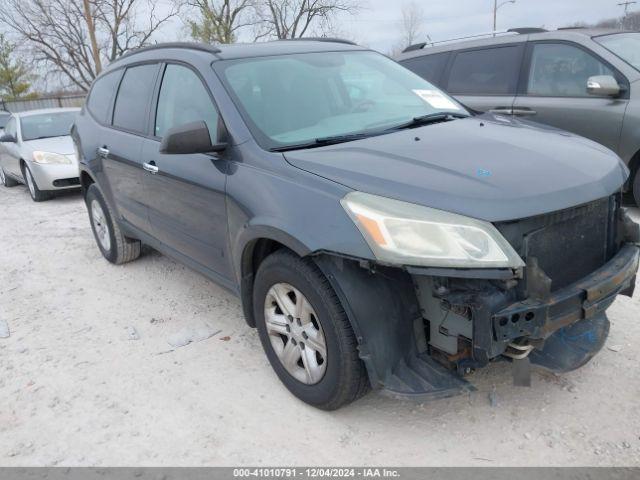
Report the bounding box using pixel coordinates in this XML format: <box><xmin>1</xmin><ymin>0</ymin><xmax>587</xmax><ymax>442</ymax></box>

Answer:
<box><xmin>489</xmin><ymin>108</ymin><xmax>514</xmax><ymax>115</ymax></box>
<box><xmin>97</xmin><ymin>146</ymin><xmax>109</xmax><ymax>158</ymax></box>
<box><xmin>512</xmin><ymin>108</ymin><xmax>537</xmax><ymax>116</ymax></box>
<box><xmin>143</xmin><ymin>161</ymin><xmax>159</xmax><ymax>174</ymax></box>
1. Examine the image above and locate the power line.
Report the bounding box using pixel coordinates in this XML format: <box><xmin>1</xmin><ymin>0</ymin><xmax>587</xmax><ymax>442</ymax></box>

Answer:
<box><xmin>618</xmin><ymin>1</ymin><xmax>637</xmax><ymax>29</ymax></box>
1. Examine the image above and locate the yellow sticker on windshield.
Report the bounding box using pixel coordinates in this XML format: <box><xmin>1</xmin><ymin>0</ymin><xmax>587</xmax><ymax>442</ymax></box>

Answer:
<box><xmin>412</xmin><ymin>89</ymin><xmax>460</xmax><ymax>111</ymax></box>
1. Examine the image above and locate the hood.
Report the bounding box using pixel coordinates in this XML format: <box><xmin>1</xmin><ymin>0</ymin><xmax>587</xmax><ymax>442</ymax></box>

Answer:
<box><xmin>23</xmin><ymin>136</ymin><xmax>75</xmax><ymax>156</ymax></box>
<box><xmin>284</xmin><ymin>114</ymin><xmax>628</xmax><ymax>222</ymax></box>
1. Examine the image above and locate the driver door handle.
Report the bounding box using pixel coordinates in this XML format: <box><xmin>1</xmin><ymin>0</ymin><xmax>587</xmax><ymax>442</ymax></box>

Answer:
<box><xmin>143</xmin><ymin>161</ymin><xmax>159</xmax><ymax>174</ymax></box>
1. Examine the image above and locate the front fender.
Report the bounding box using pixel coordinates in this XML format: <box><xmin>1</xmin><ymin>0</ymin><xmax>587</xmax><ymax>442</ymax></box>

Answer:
<box><xmin>225</xmin><ymin>154</ymin><xmax>376</xmax><ymax>325</ymax></box>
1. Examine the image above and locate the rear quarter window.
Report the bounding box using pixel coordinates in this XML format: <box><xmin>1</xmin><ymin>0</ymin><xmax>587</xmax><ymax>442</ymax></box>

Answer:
<box><xmin>447</xmin><ymin>46</ymin><xmax>523</xmax><ymax>95</ymax></box>
<box><xmin>87</xmin><ymin>70</ymin><xmax>122</xmax><ymax>124</ymax></box>
<box><xmin>400</xmin><ymin>52</ymin><xmax>450</xmax><ymax>87</ymax></box>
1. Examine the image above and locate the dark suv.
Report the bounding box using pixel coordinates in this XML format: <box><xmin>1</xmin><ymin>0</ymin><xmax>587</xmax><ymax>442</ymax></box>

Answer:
<box><xmin>73</xmin><ymin>40</ymin><xmax>639</xmax><ymax>410</ymax></box>
<box><xmin>396</xmin><ymin>28</ymin><xmax>640</xmax><ymax>204</ymax></box>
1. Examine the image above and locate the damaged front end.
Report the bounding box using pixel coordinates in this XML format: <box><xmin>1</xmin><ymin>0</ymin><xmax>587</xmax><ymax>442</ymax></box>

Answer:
<box><xmin>316</xmin><ymin>195</ymin><xmax>639</xmax><ymax>400</ymax></box>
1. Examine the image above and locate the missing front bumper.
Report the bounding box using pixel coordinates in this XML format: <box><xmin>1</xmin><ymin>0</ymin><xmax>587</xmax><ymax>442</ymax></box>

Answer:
<box><xmin>493</xmin><ymin>244</ymin><xmax>638</xmax><ymax>344</ymax></box>
<box><xmin>315</xmin><ymin>242</ymin><xmax>638</xmax><ymax>401</ymax></box>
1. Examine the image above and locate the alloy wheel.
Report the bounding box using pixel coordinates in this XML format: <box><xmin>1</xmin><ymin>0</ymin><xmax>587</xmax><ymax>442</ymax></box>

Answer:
<box><xmin>264</xmin><ymin>283</ymin><xmax>328</xmax><ymax>384</ymax></box>
<box><xmin>0</xmin><ymin>168</ymin><xmax>5</xmax><ymax>186</ymax></box>
<box><xmin>91</xmin><ymin>199</ymin><xmax>111</xmax><ymax>251</ymax></box>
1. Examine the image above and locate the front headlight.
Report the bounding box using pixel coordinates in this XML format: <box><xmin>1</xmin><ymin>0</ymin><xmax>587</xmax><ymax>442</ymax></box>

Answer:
<box><xmin>32</xmin><ymin>151</ymin><xmax>72</xmax><ymax>165</ymax></box>
<box><xmin>341</xmin><ymin>191</ymin><xmax>524</xmax><ymax>269</ymax></box>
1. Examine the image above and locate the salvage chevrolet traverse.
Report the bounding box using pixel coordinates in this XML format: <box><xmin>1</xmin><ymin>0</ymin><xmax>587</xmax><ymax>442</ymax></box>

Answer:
<box><xmin>72</xmin><ymin>40</ymin><xmax>640</xmax><ymax>410</ymax></box>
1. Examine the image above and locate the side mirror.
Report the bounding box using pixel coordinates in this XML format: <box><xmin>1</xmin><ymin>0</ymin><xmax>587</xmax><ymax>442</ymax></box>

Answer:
<box><xmin>587</xmin><ymin>75</ymin><xmax>621</xmax><ymax>97</ymax></box>
<box><xmin>0</xmin><ymin>133</ymin><xmax>16</xmax><ymax>143</ymax></box>
<box><xmin>159</xmin><ymin>121</ymin><xmax>227</xmax><ymax>155</ymax></box>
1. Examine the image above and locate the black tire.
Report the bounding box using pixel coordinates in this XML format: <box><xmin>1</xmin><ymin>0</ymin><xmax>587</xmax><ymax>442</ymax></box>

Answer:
<box><xmin>633</xmin><ymin>169</ymin><xmax>640</xmax><ymax>207</ymax></box>
<box><xmin>253</xmin><ymin>250</ymin><xmax>370</xmax><ymax>410</ymax></box>
<box><xmin>0</xmin><ymin>167</ymin><xmax>18</xmax><ymax>187</ymax></box>
<box><xmin>23</xmin><ymin>164</ymin><xmax>50</xmax><ymax>202</ymax></box>
<box><xmin>85</xmin><ymin>184</ymin><xmax>141</xmax><ymax>265</ymax></box>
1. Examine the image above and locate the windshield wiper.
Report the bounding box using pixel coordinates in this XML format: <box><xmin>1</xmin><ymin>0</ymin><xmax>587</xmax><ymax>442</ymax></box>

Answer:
<box><xmin>384</xmin><ymin>112</ymin><xmax>469</xmax><ymax>132</ymax></box>
<box><xmin>270</xmin><ymin>132</ymin><xmax>373</xmax><ymax>152</ymax></box>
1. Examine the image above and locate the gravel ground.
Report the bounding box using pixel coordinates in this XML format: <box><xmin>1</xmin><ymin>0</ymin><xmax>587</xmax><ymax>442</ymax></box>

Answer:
<box><xmin>1</xmin><ymin>183</ymin><xmax>640</xmax><ymax>467</ymax></box>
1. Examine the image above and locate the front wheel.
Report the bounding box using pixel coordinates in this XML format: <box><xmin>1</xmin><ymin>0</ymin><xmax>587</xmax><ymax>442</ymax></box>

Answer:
<box><xmin>85</xmin><ymin>184</ymin><xmax>141</xmax><ymax>264</ymax></box>
<box><xmin>23</xmin><ymin>165</ymin><xmax>50</xmax><ymax>202</ymax></box>
<box><xmin>253</xmin><ymin>250</ymin><xmax>370</xmax><ymax>410</ymax></box>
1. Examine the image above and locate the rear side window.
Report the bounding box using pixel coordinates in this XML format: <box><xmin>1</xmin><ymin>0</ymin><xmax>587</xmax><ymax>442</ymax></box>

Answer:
<box><xmin>400</xmin><ymin>53</ymin><xmax>449</xmax><ymax>87</ymax></box>
<box><xmin>113</xmin><ymin>64</ymin><xmax>159</xmax><ymax>133</ymax></box>
<box><xmin>87</xmin><ymin>71</ymin><xmax>121</xmax><ymax>124</ymax></box>
<box><xmin>447</xmin><ymin>46</ymin><xmax>522</xmax><ymax>95</ymax></box>
<box><xmin>155</xmin><ymin>64</ymin><xmax>219</xmax><ymax>143</ymax></box>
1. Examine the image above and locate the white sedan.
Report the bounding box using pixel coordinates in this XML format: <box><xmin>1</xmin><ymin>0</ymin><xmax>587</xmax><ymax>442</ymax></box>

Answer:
<box><xmin>0</xmin><ymin>108</ymin><xmax>80</xmax><ymax>202</ymax></box>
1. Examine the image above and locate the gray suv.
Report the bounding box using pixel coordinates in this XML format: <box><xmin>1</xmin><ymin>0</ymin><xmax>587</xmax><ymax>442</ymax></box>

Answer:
<box><xmin>397</xmin><ymin>28</ymin><xmax>640</xmax><ymax>204</ymax></box>
<box><xmin>73</xmin><ymin>40</ymin><xmax>639</xmax><ymax>410</ymax></box>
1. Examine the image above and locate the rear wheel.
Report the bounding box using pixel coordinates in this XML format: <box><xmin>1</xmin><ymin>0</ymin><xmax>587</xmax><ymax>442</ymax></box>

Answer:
<box><xmin>85</xmin><ymin>184</ymin><xmax>141</xmax><ymax>264</ymax></box>
<box><xmin>0</xmin><ymin>167</ymin><xmax>18</xmax><ymax>187</ymax></box>
<box><xmin>253</xmin><ymin>250</ymin><xmax>370</xmax><ymax>410</ymax></box>
<box><xmin>23</xmin><ymin>165</ymin><xmax>49</xmax><ymax>202</ymax></box>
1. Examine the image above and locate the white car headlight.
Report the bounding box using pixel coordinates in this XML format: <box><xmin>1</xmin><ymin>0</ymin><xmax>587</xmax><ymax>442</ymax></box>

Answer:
<box><xmin>32</xmin><ymin>151</ymin><xmax>72</xmax><ymax>165</ymax></box>
<box><xmin>341</xmin><ymin>191</ymin><xmax>525</xmax><ymax>269</ymax></box>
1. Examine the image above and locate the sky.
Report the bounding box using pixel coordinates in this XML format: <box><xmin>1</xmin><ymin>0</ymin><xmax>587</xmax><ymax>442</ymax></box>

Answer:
<box><xmin>335</xmin><ymin>0</ymin><xmax>632</xmax><ymax>53</ymax></box>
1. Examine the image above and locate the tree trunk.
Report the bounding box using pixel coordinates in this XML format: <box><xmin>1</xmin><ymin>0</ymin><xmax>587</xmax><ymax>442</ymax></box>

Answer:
<box><xmin>82</xmin><ymin>0</ymin><xmax>102</xmax><ymax>75</ymax></box>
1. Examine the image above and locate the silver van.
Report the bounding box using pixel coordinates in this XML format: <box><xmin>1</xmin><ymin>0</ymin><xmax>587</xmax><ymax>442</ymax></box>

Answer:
<box><xmin>396</xmin><ymin>28</ymin><xmax>640</xmax><ymax>204</ymax></box>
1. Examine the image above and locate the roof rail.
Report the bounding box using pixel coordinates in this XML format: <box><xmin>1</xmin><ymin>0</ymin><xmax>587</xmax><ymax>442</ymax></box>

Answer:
<box><xmin>402</xmin><ymin>30</ymin><xmax>512</xmax><ymax>52</ymax></box>
<box><xmin>401</xmin><ymin>27</ymin><xmax>548</xmax><ymax>53</ymax></box>
<box><xmin>115</xmin><ymin>42</ymin><xmax>222</xmax><ymax>62</ymax></box>
<box><xmin>507</xmin><ymin>27</ymin><xmax>548</xmax><ymax>34</ymax></box>
<box><xmin>280</xmin><ymin>37</ymin><xmax>357</xmax><ymax>46</ymax></box>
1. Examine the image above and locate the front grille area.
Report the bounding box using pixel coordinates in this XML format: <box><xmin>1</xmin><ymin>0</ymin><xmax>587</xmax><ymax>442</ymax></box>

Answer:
<box><xmin>496</xmin><ymin>195</ymin><xmax>619</xmax><ymax>292</ymax></box>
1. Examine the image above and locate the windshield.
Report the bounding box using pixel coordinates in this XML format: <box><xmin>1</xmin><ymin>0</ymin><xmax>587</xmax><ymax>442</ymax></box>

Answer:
<box><xmin>215</xmin><ymin>51</ymin><xmax>467</xmax><ymax>150</ymax></box>
<box><xmin>595</xmin><ymin>33</ymin><xmax>640</xmax><ymax>71</ymax></box>
<box><xmin>0</xmin><ymin>114</ymin><xmax>9</xmax><ymax>129</ymax></box>
<box><xmin>20</xmin><ymin>111</ymin><xmax>77</xmax><ymax>141</ymax></box>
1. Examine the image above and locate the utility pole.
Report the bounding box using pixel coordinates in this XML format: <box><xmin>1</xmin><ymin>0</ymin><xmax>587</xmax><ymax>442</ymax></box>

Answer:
<box><xmin>493</xmin><ymin>0</ymin><xmax>516</xmax><ymax>33</ymax></box>
<box><xmin>618</xmin><ymin>1</ymin><xmax>637</xmax><ymax>30</ymax></box>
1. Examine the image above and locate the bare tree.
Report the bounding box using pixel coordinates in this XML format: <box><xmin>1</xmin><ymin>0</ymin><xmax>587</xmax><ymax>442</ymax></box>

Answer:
<box><xmin>256</xmin><ymin>0</ymin><xmax>358</xmax><ymax>39</ymax></box>
<box><xmin>95</xmin><ymin>0</ymin><xmax>180</xmax><ymax>60</ymax></box>
<box><xmin>398</xmin><ymin>1</ymin><xmax>425</xmax><ymax>49</ymax></box>
<box><xmin>83</xmin><ymin>0</ymin><xmax>103</xmax><ymax>74</ymax></box>
<box><xmin>389</xmin><ymin>1</ymin><xmax>426</xmax><ymax>56</ymax></box>
<box><xmin>186</xmin><ymin>0</ymin><xmax>258</xmax><ymax>43</ymax></box>
<box><xmin>0</xmin><ymin>0</ymin><xmax>179</xmax><ymax>91</ymax></box>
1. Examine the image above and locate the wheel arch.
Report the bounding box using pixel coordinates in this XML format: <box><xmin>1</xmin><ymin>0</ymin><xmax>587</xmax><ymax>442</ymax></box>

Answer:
<box><xmin>80</xmin><ymin>169</ymin><xmax>96</xmax><ymax>196</ymax></box>
<box><xmin>238</xmin><ymin>227</ymin><xmax>312</xmax><ymax>328</ymax></box>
